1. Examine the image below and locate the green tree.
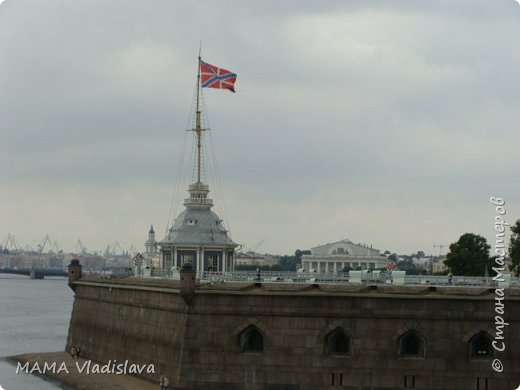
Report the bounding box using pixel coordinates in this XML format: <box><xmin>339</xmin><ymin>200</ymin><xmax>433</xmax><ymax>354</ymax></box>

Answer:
<box><xmin>509</xmin><ymin>219</ymin><xmax>520</xmax><ymax>275</ymax></box>
<box><xmin>444</xmin><ymin>233</ymin><xmax>493</xmax><ymax>276</ymax></box>
<box><xmin>278</xmin><ymin>255</ymin><xmax>298</xmax><ymax>271</ymax></box>
<box><xmin>397</xmin><ymin>259</ymin><xmax>420</xmax><ymax>275</ymax></box>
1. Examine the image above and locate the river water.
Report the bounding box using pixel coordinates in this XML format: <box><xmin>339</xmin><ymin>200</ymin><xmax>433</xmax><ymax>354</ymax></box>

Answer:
<box><xmin>0</xmin><ymin>274</ymin><xmax>73</xmax><ymax>389</ymax></box>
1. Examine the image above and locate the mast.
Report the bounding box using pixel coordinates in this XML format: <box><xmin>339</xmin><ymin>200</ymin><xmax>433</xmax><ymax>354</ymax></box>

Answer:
<box><xmin>195</xmin><ymin>54</ymin><xmax>203</xmax><ymax>184</ymax></box>
<box><xmin>183</xmin><ymin>52</ymin><xmax>213</xmax><ymax>210</ymax></box>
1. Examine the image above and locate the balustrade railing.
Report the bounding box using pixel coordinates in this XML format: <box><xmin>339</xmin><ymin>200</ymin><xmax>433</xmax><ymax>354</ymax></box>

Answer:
<box><xmin>84</xmin><ymin>267</ymin><xmax>520</xmax><ymax>287</ymax></box>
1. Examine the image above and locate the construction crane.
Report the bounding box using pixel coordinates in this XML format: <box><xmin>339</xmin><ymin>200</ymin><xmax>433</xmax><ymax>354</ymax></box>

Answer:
<box><xmin>2</xmin><ymin>234</ymin><xmax>20</xmax><ymax>253</ymax></box>
<box><xmin>76</xmin><ymin>239</ymin><xmax>87</xmax><ymax>255</ymax></box>
<box><xmin>51</xmin><ymin>240</ymin><xmax>61</xmax><ymax>254</ymax></box>
<box><xmin>247</xmin><ymin>239</ymin><xmax>265</xmax><ymax>255</ymax></box>
<box><xmin>33</xmin><ymin>235</ymin><xmax>53</xmax><ymax>268</ymax></box>
<box><xmin>37</xmin><ymin>235</ymin><xmax>53</xmax><ymax>254</ymax></box>
<box><xmin>104</xmin><ymin>241</ymin><xmax>124</xmax><ymax>257</ymax></box>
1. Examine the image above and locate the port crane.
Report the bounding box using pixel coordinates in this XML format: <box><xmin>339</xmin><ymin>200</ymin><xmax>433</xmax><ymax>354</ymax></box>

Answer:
<box><xmin>1</xmin><ymin>234</ymin><xmax>20</xmax><ymax>253</ymax></box>
<box><xmin>75</xmin><ymin>239</ymin><xmax>87</xmax><ymax>255</ymax></box>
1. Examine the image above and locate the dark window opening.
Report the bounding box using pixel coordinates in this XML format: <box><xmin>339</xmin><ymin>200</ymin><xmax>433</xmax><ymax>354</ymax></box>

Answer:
<box><xmin>398</xmin><ymin>330</ymin><xmax>425</xmax><ymax>358</ymax></box>
<box><xmin>335</xmin><ymin>333</ymin><xmax>349</xmax><ymax>353</ymax></box>
<box><xmin>404</xmin><ymin>334</ymin><xmax>419</xmax><ymax>355</ymax></box>
<box><xmin>470</xmin><ymin>332</ymin><xmax>493</xmax><ymax>360</ymax></box>
<box><xmin>325</xmin><ymin>327</ymin><xmax>352</xmax><ymax>356</ymax></box>
<box><xmin>239</xmin><ymin>325</ymin><xmax>264</xmax><ymax>353</ymax></box>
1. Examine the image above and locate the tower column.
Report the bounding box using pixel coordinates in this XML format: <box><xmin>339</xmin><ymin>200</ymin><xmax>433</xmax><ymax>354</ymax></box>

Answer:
<box><xmin>196</xmin><ymin>247</ymin><xmax>202</xmax><ymax>277</ymax></box>
<box><xmin>222</xmin><ymin>250</ymin><xmax>227</xmax><ymax>273</ymax></box>
<box><xmin>173</xmin><ymin>247</ymin><xmax>178</xmax><ymax>269</ymax></box>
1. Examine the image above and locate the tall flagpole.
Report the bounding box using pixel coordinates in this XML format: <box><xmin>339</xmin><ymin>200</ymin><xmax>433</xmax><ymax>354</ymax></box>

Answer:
<box><xmin>195</xmin><ymin>47</ymin><xmax>203</xmax><ymax>184</ymax></box>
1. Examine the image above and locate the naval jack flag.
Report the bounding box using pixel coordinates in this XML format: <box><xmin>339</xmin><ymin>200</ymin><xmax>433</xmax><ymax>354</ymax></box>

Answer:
<box><xmin>199</xmin><ymin>60</ymin><xmax>237</xmax><ymax>92</ymax></box>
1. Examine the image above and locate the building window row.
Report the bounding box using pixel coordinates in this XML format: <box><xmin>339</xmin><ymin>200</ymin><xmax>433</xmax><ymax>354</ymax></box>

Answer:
<box><xmin>237</xmin><ymin>325</ymin><xmax>493</xmax><ymax>360</ymax></box>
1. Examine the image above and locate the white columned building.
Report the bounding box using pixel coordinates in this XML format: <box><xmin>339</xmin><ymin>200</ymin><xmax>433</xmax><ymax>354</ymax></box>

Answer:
<box><xmin>301</xmin><ymin>239</ymin><xmax>388</xmax><ymax>273</ymax></box>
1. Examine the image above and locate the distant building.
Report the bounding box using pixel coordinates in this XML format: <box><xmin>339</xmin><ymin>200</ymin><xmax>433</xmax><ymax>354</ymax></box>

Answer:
<box><xmin>301</xmin><ymin>239</ymin><xmax>387</xmax><ymax>272</ymax></box>
<box><xmin>432</xmin><ymin>258</ymin><xmax>448</xmax><ymax>274</ymax></box>
<box><xmin>235</xmin><ymin>252</ymin><xmax>279</xmax><ymax>267</ymax></box>
<box><xmin>412</xmin><ymin>257</ymin><xmax>433</xmax><ymax>271</ymax></box>
<box><xmin>143</xmin><ymin>225</ymin><xmax>161</xmax><ymax>268</ymax></box>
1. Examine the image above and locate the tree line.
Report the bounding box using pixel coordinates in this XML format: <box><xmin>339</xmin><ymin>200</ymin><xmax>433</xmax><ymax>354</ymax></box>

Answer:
<box><xmin>444</xmin><ymin>219</ymin><xmax>520</xmax><ymax>276</ymax></box>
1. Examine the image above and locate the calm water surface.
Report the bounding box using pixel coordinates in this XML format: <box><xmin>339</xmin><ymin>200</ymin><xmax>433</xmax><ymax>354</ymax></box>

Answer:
<box><xmin>0</xmin><ymin>274</ymin><xmax>73</xmax><ymax>389</ymax></box>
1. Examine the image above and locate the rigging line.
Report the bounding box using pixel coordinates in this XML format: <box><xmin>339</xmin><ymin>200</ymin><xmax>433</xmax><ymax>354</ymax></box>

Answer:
<box><xmin>202</xmin><ymin>95</ymin><xmax>232</xmax><ymax>238</ymax></box>
<box><xmin>179</xmin><ymin>134</ymin><xmax>193</xmax><ymax>201</ymax></box>
<box><xmin>171</xmin><ymin>122</ymin><xmax>194</xmax><ymax>229</ymax></box>
<box><xmin>201</xmin><ymin>93</ymin><xmax>223</xmax><ymax>211</ymax></box>
<box><xmin>176</xmin><ymin>132</ymin><xmax>195</xmax><ymax>224</ymax></box>
<box><xmin>191</xmin><ymin>131</ymin><xmax>199</xmax><ymax>183</ymax></box>
<box><xmin>170</xmin><ymin>129</ymin><xmax>189</xmax><ymax>221</ymax></box>
<box><xmin>166</xmin><ymin>77</ymin><xmax>199</xmax><ymax>233</ymax></box>
<box><xmin>207</xmin><ymin>130</ymin><xmax>232</xmax><ymax>237</ymax></box>
<box><xmin>167</xmin><ymin>129</ymin><xmax>189</xmax><ymax>232</ymax></box>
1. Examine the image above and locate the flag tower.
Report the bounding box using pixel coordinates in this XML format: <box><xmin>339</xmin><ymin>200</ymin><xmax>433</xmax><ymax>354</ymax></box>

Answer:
<box><xmin>158</xmin><ymin>56</ymin><xmax>238</xmax><ymax>276</ymax></box>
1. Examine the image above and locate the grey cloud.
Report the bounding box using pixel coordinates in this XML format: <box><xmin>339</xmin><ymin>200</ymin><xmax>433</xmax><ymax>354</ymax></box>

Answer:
<box><xmin>2</xmin><ymin>0</ymin><xmax>519</xmax><ymax>254</ymax></box>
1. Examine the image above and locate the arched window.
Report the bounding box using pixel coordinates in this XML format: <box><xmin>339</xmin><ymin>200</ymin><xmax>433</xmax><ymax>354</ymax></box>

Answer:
<box><xmin>325</xmin><ymin>327</ymin><xmax>352</xmax><ymax>356</ymax></box>
<box><xmin>239</xmin><ymin>325</ymin><xmax>264</xmax><ymax>353</ymax></box>
<box><xmin>398</xmin><ymin>330</ymin><xmax>425</xmax><ymax>358</ymax></box>
<box><xmin>469</xmin><ymin>332</ymin><xmax>493</xmax><ymax>360</ymax></box>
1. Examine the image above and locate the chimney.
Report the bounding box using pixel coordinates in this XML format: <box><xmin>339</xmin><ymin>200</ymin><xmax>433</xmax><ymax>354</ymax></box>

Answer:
<box><xmin>179</xmin><ymin>262</ymin><xmax>196</xmax><ymax>304</ymax></box>
<box><xmin>68</xmin><ymin>259</ymin><xmax>82</xmax><ymax>291</ymax></box>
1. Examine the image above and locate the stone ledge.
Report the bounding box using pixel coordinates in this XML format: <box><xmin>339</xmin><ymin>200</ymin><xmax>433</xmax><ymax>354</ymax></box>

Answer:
<box><xmin>74</xmin><ymin>277</ymin><xmax>520</xmax><ymax>300</ymax></box>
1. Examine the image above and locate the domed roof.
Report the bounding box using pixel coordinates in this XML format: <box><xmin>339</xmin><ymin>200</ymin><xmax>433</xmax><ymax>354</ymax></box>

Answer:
<box><xmin>160</xmin><ymin>207</ymin><xmax>237</xmax><ymax>247</ymax></box>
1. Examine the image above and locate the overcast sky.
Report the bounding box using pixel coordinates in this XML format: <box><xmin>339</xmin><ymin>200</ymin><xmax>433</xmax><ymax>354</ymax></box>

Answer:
<box><xmin>1</xmin><ymin>0</ymin><xmax>519</xmax><ymax>256</ymax></box>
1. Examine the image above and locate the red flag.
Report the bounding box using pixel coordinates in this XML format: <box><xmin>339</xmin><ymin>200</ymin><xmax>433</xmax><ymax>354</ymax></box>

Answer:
<box><xmin>200</xmin><ymin>60</ymin><xmax>237</xmax><ymax>92</ymax></box>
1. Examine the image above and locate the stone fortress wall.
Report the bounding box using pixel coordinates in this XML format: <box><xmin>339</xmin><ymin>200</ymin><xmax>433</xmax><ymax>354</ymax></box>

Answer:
<box><xmin>66</xmin><ymin>263</ymin><xmax>520</xmax><ymax>390</ymax></box>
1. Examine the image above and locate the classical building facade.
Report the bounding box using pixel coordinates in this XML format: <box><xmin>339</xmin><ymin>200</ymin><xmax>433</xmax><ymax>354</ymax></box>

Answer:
<box><xmin>301</xmin><ymin>239</ymin><xmax>388</xmax><ymax>272</ymax></box>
